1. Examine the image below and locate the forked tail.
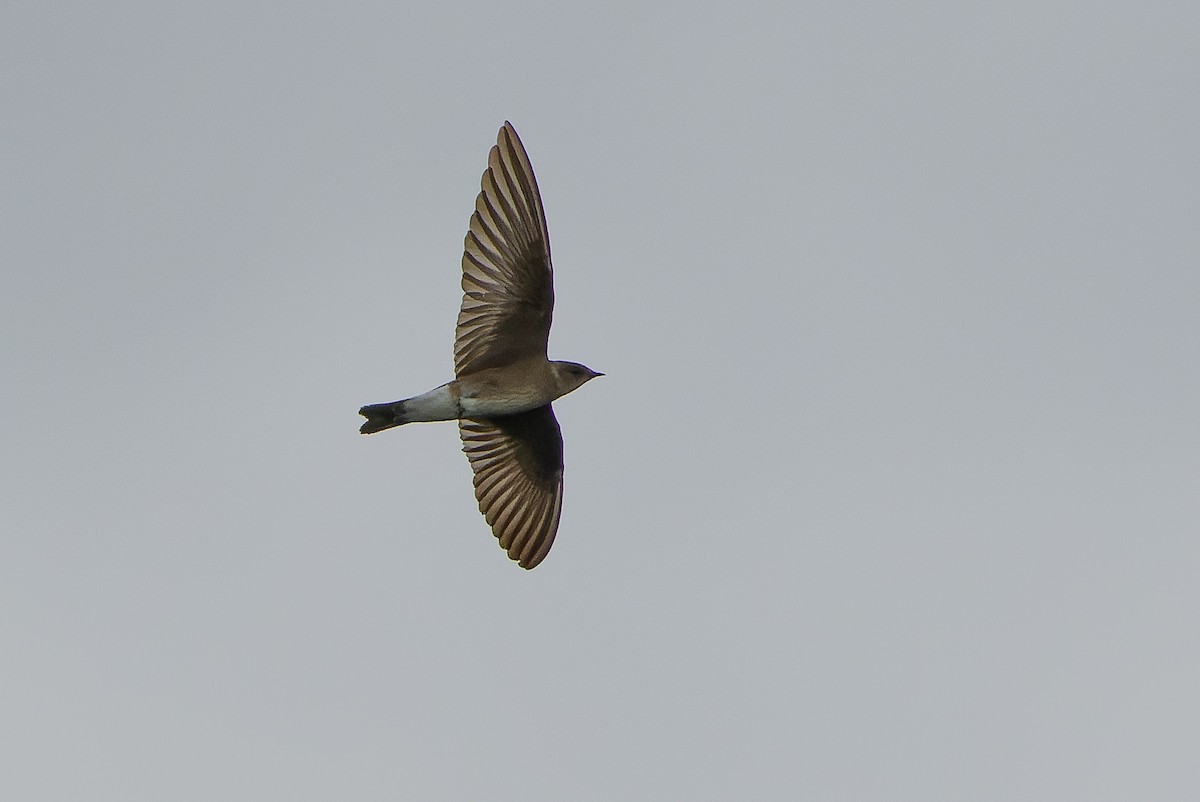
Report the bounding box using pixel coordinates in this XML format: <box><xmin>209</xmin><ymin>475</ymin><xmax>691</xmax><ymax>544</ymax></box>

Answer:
<box><xmin>358</xmin><ymin>400</ymin><xmax>409</xmax><ymax>434</ymax></box>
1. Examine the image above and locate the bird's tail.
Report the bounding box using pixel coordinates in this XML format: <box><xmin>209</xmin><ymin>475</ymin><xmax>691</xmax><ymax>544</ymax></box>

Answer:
<box><xmin>358</xmin><ymin>400</ymin><xmax>410</xmax><ymax>434</ymax></box>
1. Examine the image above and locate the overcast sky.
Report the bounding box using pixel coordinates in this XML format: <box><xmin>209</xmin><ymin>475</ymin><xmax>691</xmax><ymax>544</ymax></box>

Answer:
<box><xmin>3</xmin><ymin>2</ymin><xmax>1198</xmax><ymax>800</ymax></box>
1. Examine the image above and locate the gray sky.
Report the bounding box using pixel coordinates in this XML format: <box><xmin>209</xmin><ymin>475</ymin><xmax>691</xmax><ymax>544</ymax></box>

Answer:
<box><xmin>3</xmin><ymin>2</ymin><xmax>1198</xmax><ymax>799</ymax></box>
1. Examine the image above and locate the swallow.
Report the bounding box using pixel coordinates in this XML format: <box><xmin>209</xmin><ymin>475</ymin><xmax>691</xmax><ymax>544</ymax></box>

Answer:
<box><xmin>359</xmin><ymin>122</ymin><xmax>601</xmax><ymax>569</ymax></box>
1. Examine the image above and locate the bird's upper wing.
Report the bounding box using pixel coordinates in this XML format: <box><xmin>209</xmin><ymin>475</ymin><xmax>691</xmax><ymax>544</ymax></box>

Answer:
<box><xmin>454</xmin><ymin>122</ymin><xmax>554</xmax><ymax>378</ymax></box>
<box><xmin>459</xmin><ymin>405</ymin><xmax>564</xmax><ymax>569</ymax></box>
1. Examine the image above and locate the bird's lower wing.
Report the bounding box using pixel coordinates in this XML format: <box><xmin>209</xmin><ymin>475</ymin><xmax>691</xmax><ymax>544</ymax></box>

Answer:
<box><xmin>459</xmin><ymin>405</ymin><xmax>564</xmax><ymax>569</ymax></box>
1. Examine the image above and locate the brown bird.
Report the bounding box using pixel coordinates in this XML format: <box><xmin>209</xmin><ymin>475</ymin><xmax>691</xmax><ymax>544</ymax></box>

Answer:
<box><xmin>359</xmin><ymin>122</ymin><xmax>601</xmax><ymax>569</ymax></box>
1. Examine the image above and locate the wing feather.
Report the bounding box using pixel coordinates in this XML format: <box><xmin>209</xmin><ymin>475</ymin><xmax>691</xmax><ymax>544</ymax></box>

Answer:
<box><xmin>459</xmin><ymin>405</ymin><xmax>564</xmax><ymax>569</ymax></box>
<box><xmin>454</xmin><ymin>122</ymin><xmax>554</xmax><ymax>377</ymax></box>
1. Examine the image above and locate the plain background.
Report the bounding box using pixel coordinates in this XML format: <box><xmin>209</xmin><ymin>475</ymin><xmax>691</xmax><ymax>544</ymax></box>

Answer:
<box><xmin>3</xmin><ymin>2</ymin><xmax>1198</xmax><ymax>799</ymax></box>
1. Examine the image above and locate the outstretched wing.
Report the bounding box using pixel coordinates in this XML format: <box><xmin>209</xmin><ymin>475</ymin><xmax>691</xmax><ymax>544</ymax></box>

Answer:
<box><xmin>459</xmin><ymin>405</ymin><xmax>564</xmax><ymax>569</ymax></box>
<box><xmin>454</xmin><ymin>122</ymin><xmax>554</xmax><ymax>377</ymax></box>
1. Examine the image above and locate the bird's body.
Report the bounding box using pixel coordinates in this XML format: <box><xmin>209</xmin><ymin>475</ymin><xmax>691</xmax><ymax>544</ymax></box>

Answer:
<box><xmin>360</xmin><ymin>359</ymin><xmax>599</xmax><ymax>431</ymax></box>
<box><xmin>359</xmin><ymin>122</ymin><xmax>600</xmax><ymax>569</ymax></box>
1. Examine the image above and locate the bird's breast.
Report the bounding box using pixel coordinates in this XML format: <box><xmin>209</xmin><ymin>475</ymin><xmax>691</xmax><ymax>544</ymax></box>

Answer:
<box><xmin>460</xmin><ymin>394</ymin><xmax>546</xmax><ymax>417</ymax></box>
<box><xmin>457</xmin><ymin>365</ymin><xmax>555</xmax><ymax>417</ymax></box>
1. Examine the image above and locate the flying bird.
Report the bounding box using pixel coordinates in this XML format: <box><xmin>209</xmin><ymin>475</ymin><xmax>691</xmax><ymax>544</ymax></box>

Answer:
<box><xmin>359</xmin><ymin>122</ymin><xmax>601</xmax><ymax>569</ymax></box>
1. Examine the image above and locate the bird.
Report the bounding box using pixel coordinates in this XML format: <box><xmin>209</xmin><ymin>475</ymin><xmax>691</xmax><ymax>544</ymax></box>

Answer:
<box><xmin>359</xmin><ymin>122</ymin><xmax>601</xmax><ymax>570</ymax></box>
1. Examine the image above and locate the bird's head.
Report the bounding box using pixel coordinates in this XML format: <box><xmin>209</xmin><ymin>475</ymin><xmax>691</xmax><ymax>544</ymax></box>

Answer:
<box><xmin>550</xmin><ymin>361</ymin><xmax>603</xmax><ymax>398</ymax></box>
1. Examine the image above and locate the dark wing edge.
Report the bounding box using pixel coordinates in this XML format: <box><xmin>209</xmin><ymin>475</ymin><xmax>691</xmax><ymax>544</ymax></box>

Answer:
<box><xmin>459</xmin><ymin>405</ymin><xmax>564</xmax><ymax>569</ymax></box>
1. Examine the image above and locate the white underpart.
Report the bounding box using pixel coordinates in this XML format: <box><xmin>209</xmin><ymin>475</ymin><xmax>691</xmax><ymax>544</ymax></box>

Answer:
<box><xmin>401</xmin><ymin>383</ymin><xmax>461</xmax><ymax>422</ymax></box>
<box><xmin>459</xmin><ymin>387</ymin><xmax>547</xmax><ymax>417</ymax></box>
<box><xmin>403</xmin><ymin>381</ymin><xmax>548</xmax><ymax>421</ymax></box>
